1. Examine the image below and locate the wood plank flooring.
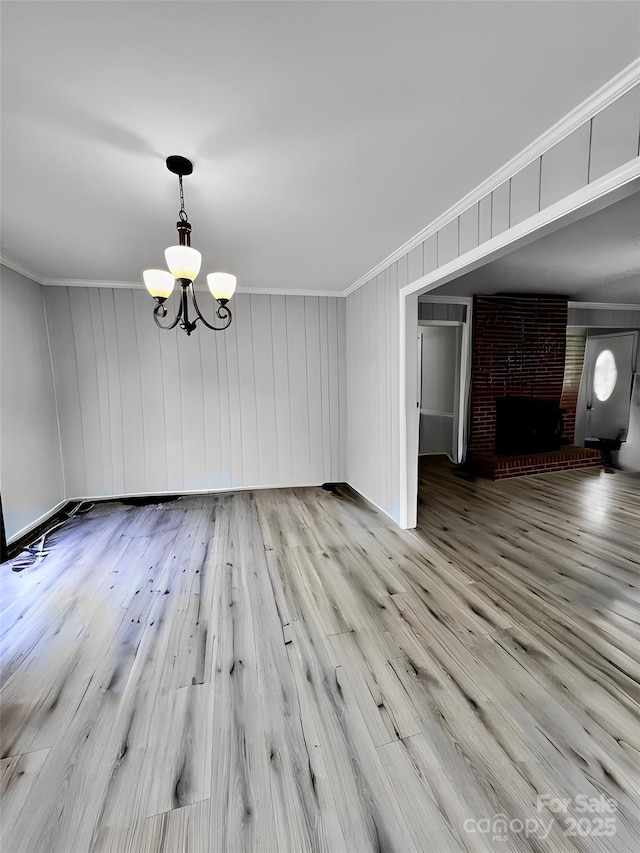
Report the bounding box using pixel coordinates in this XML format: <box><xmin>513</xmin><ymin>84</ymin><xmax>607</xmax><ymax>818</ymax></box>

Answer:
<box><xmin>1</xmin><ymin>458</ymin><xmax>639</xmax><ymax>852</ymax></box>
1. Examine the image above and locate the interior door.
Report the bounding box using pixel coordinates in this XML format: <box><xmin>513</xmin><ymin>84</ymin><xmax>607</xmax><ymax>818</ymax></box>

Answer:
<box><xmin>418</xmin><ymin>323</ymin><xmax>462</xmax><ymax>461</ymax></box>
<box><xmin>583</xmin><ymin>332</ymin><xmax>637</xmax><ymax>440</ymax></box>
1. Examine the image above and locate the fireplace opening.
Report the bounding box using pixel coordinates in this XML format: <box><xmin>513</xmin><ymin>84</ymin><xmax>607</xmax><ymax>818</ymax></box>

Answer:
<box><xmin>495</xmin><ymin>397</ymin><xmax>565</xmax><ymax>455</ymax></box>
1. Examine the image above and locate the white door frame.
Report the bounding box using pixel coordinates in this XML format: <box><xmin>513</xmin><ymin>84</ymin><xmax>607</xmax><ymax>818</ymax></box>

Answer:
<box><xmin>417</xmin><ymin>317</ymin><xmax>470</xmax><ymax>464</ymax></box>
<box><xmin>398</xmin><ymin>159</ymin><xmax>640</xmax><ymax>529</ymax></box>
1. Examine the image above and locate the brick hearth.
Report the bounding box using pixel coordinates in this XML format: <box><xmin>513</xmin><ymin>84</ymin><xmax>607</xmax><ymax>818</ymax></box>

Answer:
<box><xmin>472</xmin><ymin>446</ymin><xmax>601</xmax><ymax>480</ymax></box>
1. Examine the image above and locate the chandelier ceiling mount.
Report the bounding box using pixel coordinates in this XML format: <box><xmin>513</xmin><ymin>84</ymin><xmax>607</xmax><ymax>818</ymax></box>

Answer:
<box><xmin>143</xmin><ymin>156</ymin><xmax>236</xmax><ymax>336</ymax></box>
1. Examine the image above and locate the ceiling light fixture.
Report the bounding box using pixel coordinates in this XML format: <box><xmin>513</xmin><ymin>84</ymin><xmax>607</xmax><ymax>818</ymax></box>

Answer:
<box><xmin>143</xmin><ymin>155</ymin><xmax>236</xmax><ymax>336</ymax></box>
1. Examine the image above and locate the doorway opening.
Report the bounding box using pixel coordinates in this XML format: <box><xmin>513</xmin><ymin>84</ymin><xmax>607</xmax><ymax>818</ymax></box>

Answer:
<box><xmin>400</xmin><ymin>181</ymin><xmax>640</xmax><ymax>529</ymax></box>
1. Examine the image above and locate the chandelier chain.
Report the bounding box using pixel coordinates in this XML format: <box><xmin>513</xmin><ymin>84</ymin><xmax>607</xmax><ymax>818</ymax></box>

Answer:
<box><xmin>143</xmin><ymin>156</ymin><xmax>235</xmax><ymax>336</ymax></box>
<box><xmin>178</xmin><ymin>174</ymin><xmax>188</xmax><ymax>222</ymax></box>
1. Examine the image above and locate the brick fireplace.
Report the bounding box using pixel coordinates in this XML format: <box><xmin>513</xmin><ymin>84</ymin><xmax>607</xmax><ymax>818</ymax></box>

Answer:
<box><xmin>469</xmin><ymin>295</ymin><xmax>601</xmax><ymax>479</ymax></box>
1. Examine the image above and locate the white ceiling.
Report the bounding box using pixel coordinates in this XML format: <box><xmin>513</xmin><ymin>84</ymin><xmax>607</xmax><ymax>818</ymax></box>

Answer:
<box><xmin>1</xmin><ymin>1</ymin><xmax>639</xmax><ymax>293</ymax></box>
<box><xmin>434</xmin><ymin>190</ymin><xmax>640</xmax><ymax>303</ymax></box>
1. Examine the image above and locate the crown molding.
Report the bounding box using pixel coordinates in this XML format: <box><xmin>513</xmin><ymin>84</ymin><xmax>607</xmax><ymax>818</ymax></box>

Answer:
<box><xmin>0</xmin><ymin>259</ymin><xmax>344</xmax><ymax>297</ymax></box>
<box><xmin>346</xmin><ymin>58</ymin><xmax>640</xmax><ymax>297</ymax></box>
<box><xmin>0</xmin><ymin>255</ymin><xmax>44</xmax><ymax>285</ymax></box>
<box><xmin>39</xmin><ymin>277</ymin><xmax>343</xmax><ymax>298</ymax></box>
<box><xmin>234</xmin><ymin>286</ymin><xmax>342</xmax><ymax>298</ymax></box>
<box><xmin>43</xmin><ymin>278</ymin><xmax>143</xmax><ymax>289</ymax></box>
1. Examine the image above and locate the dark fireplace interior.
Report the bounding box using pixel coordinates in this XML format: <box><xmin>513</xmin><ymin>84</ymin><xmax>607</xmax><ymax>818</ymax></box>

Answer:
<box><xmin>495</xmin><ymin>397</ymin><xmax>565</xmax><ymax>456</ymax></box>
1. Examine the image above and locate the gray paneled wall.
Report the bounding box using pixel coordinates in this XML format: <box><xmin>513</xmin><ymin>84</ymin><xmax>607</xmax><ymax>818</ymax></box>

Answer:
<box><xmin>1</xmin><ymin>266</ymin><xmax>65</xmax><ymax>539</ymax></box>
<box><xmin>418</xmin><ymin>302</ymin><xmax>466</xmax><ymax>322</ymax></box>
<box><xmin>44</xmin><ymin>288</ymin><xmax>346</xmax><ymax>499</ymax></box>
<box><xmin>568</xmin><ymin>306</ymin><xmax>640</xmax><ymax>327</ymax></box>
<box><xmin>346</xmin><ymin>264</ymin><xmax>401</xmax><ymax>520</ymax></box>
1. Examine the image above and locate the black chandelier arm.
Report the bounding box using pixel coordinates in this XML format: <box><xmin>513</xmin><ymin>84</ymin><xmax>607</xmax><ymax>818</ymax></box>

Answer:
<box><xmin>188</xmin><ymin>283</ymin><xmax>233</xmax><ymax>331</ymax></box>
<box><xmin>153</xmin><ymin>298</ymin><xmax>183</xmax><ymax>330</ymax></box>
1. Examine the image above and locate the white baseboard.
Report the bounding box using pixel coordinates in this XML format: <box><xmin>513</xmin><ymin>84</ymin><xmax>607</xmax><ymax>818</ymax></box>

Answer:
<box><xmin>68</xmin><ymin>481</ymin><xmax>332</xmax><ymax>504</ymax></box>
<box><xmin>8</xmin><ymin>500</ymin><xmax>70</xmax><ymax>546</ymax></box>
<box><xmin>343</xmin><ymin>481</ymin><xmax>400</xmax><ymax>528</ymax></box>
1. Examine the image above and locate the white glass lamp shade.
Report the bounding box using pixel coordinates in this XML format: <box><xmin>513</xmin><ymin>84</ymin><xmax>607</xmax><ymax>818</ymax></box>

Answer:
<box><xmin>207</xmin><ymin>272</ymin><xmax>237</xmax><ymax>301</ymax></box>
<box><xmin>143</xmin><ymin>269</ymin><xmax>175</xmax><ymax>300</ymax></box>
<box><xmin>164</xmin><ymin>245</ymin><xmax>202</xmax><ymax>281</ymax></box>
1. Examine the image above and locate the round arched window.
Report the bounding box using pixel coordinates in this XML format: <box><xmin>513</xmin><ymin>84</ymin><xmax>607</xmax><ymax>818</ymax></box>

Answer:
<box><xmin>593</xmin><ymin>349</ymin><xmax>617</xmax><ymax>402</ymax></box>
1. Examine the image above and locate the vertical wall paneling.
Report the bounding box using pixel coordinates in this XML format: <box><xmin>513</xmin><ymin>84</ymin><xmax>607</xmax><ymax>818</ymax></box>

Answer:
<box><xmin>419</xmin><ymin>302</ymin><xmax>466</xmax><ymax>322</ymax></box>
<box><xmin>418</xmin><ymin>303</ymin><xmax>434</xmax><ymax>322</ymax></box>
<box><xmin>88</xmin><ymin>290</ymin><xmax>114</xmax><ymax>495</ymax></box>
<box><xmin>270</xmin><ymin>295</ymin><xmax>293</xmax><ymax>486</ymax></box>
<box><xmin>68</xmin><ymin>287</ymin><xmax>104</xmax><ymax>494</ymax></box>
<box><xmin>407</xmin><ymin>245</ymin><xmax>423</xmax><ymax>284</ymax></box>
<box><xmin>251</xmin><ymin>294</ymin><xmax>279</xmax><ymax>486</ymax></box>
<box><xmin>491</xmin><ymin>181</ymin><xmax>510</xmax><ymax>236</ymax></box>
<box><xmin>459</xmin><ymin>204</ymin><xmax>479</xmax><ymax>256</ymax></box>
<box><xmin>367</xmin><ymin>279</ymin><xmax>377</xmax><ymax>502</ymax></box>
<box><xmin>45</xmin><ymin>287</ymin><xmax>86</xmax><ymax>498</ymax></box>
<box><xmin>370</xmin><ymin>278</ymin><xmax>379</xmax><ymax>503</ymax></box>
<box><xmin>377</xmin><ymin>274</ymin><xmax>386</xmax><ymax>510</ymax></box>
<box><xmin>509</xmin><ymin>159</ymin><xmax>541</xmax><ymax>227</ymax></box>
<box><xmin>384</xmin><ymin>268</ymin><xmax>392</xmax><ymax>510</ymax></box>
<box><xmin>354</xmin><ymin>285</ymin><xmax>365</xmax><ymax>495</ymax></box>
<box><xmin>368</xmin><ymin>281</ymin><xmax>376</xmax><ymax>501</ymax></box>
<box><xmin>362</xmin><ymin>283</ymin><xmax>373</xmax><ymax>499</ymax></box>
<box><xmin>337</xmin><ymin>296</ymin><xmax>347</xmax><ymax>483</ymax></box>
<box><xmin>423</xmin><ymin>235</ymin><xmax>438</xmax><ymax>275</ymax></box>
<box><xmin>345</xmin><ymin>262</ymin><xmax>403</xmax><ymax>516</ymax></box>
<box><xmin>478</xmin><ymin>194</ymin><xmax>492</xmax><ymax>244</ymax></box>
<box><xmin>354</xmin><ymin>284</ymin><xmax>366</xmax><ymax>497</ymax></box>
<box><xmin>365</xmin><ymin>280</ymin><xmax>377</xmax><ymax>501</ymax></box>
<box><xmin>44</xmin><ymin>287</ymin><xmax>343</xmax><ymax>500</ymax></box>
<box><xmin>214</xmin><ymin>316</ymin><xmax>233</xmax><ymax>489</ymax></box>
<box><xmin>590</xmin><ymin>84</ymin><xmax>640</xmax><ymax>182</ymax></box>
<box><xmin>437</xmin><ymin>219</ymin><xmax>459</xmax><ymax>267</ymax></box>
<box><xmin>224</xmin><ymin>299</ymin><xmax>244</xmax><ymax>486</ymax></box>
<box><xmin>286</xmin><ymin>296</ymin><xmax>312</xmax><ymax>484</ymax></box>
<box><xmin>348</xmin><ymin>286</ymin><xmax>357</xmax><ymax>492</ymax></box>
<box><xmin>131</xmin><ymin>291</ymin><xmax>167</xmax><ymax>494</ymax></box>
<box><xmin>540</xmin><ymin>123</ymin><xmax>591</xmax><ymax>209</ymax></box>
<box><xmin>113</xmin><ymin>290</ymin><xmax>146</xmax><ymax>494</ymax></box>
<box><xmin>567</xmin><ymin>306</ymin><xmax>640</xmax><ymax>327</ymax></box>
<box><xmin>176</xmin><ymin>299</ymin><xmax>207</xmax><ymax>491</ymax></box>
<box><xmin>234</xmin><ymin>295</ymin><xmax>260</xmax><ymax>486</ymax></box>
<box><xmin>1</xmin><ymin>267</ymin><xmax>65</xmax><ymax>540</ymax></box>
<box><xmin>98</xmin><ymin>290</ymin><xmax>125</xmax><ymax>495</ymax></box>
<box><xmin>397</xmin><ymin>254</ymin><xmax>408</xmax><ymax>293</ymax></box>
<box><xmin>156</xmin><ymin>303</ymin><xmax>184</xmax><ymax>491</ymax></box>
<box><xmin>326</xmin><ymin>299</ymin><xmax>339</xmax><ymax>482</ymax></box>
<box><xmin>304</xmin><ymin>297</ymin><xmax>324</xmax><ymax>484</ymax></box>
<box><xmin>318</xmin><ymin>297</ymin><xmax>332</xmax><ymax>484</ymax></box>
<box><xmin>377</xmin><ymin>275</ymin><xmax>387</xmax><ymax>508</ymax></box>
<box><xmin>389</xmin><ymin>262</ymin><xmax>400</xmax><ymax>520</ymax></box>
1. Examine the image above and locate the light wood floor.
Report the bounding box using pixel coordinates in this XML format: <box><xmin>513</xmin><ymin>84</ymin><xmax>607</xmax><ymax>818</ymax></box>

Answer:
<box><xmin>1</xmin><ymin>458</ymin><xmax>639</xmax><ymax>852</ymax></box>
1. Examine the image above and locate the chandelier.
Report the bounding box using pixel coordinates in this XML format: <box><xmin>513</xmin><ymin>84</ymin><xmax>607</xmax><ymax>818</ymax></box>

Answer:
<box><xmin>143</xmin><ymin>156</ymin><xmax>236</xmax><ymax>335</ymax></box>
